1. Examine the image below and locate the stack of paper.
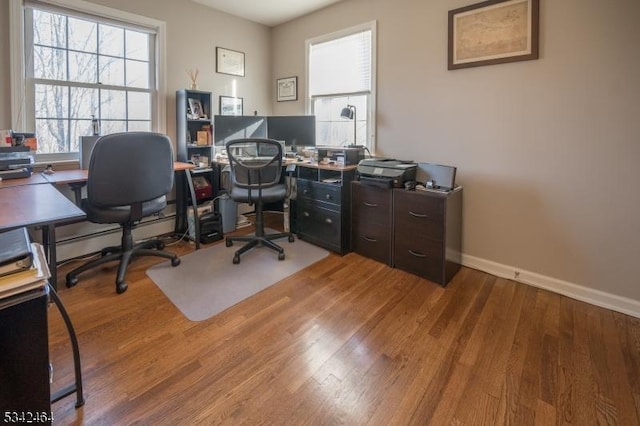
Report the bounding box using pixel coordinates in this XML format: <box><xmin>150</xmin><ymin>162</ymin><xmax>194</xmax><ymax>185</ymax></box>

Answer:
<box><xmin>0</xmin><ymin>242</ymin><xmax>50</xmax><ymax>299</ymax></box>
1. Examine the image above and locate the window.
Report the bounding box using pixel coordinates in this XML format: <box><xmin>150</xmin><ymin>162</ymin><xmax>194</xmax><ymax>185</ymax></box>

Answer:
<box><xmin>307</xmin><ymin>22</ymin><xmax>376</xmax><ymax>149</ymax></box>
<box><xmin>11</xmin><ymin>0</ymin><xmax>165</xmax><ymax>161</ymax></box>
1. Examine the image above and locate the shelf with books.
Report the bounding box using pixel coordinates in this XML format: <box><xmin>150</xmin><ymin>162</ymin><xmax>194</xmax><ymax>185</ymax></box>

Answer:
<box><xmin>175</xmin><ymin>90</ymin><xmax>218</xmax><ymax>236</ymax></box>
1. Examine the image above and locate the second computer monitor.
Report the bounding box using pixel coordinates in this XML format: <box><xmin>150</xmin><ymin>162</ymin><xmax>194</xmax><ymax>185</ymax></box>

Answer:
<box><xmin>214</xmin><ymin>115</ymin><xmax>268</xmax><ymax>146</ymax></box>
<box><xmin>267</xmin><ymin>115</ymin><xmax>316</xmax><ymax>150</ymax></box>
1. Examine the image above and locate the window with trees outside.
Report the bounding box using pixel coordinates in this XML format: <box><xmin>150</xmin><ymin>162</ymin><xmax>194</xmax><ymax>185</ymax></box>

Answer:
<box><xmin>307</xmin><ymin>22</ymin><xmax>376</xmax><ymax>149</ymax></box>
<box><xmin>21</xmin><ymin>2</ymin><xmax>157</xmax><ymax>158</ymax></box>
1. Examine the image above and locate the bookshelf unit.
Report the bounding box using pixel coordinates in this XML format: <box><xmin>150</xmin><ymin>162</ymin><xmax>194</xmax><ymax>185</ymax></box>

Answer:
<box><xmin>175</xmin><ymin>90</ymin><xmax>217</xmax><ymax>237</ymax></box>
<box><xmin>176</xmin><ymin>89</ymin><xmax>214</xmax><ymax>165</ymax></box>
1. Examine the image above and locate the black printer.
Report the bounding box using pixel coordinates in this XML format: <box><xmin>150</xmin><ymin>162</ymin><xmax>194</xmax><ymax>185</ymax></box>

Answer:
<box><xmin>356</xmin><ymin>158</ymin><xmax>416</xmax><ymax>188</ymax></box>
<box><xmin>0</xmin><ymin>152</ymin><xmax>34</xmax><ymax>180</ymax></box>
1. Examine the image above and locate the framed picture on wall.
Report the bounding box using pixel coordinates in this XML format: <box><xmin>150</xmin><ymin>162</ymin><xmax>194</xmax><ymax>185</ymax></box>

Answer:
<box><xmin>276</xmin><ymin>76</ymin><xmax>297</xmax><ymax>102</ymax></box>
<box><xmin>216</xmin><ymin>47</ymin><xmax>245</xmax><ymax>77</ymax></box>
<box><xmin>219</xmin><ymin>96</ymin><xmax>243</xmax><ymax>116</ymax></box>
<box><xmin>448</xmin><ymin>0</ymin><xmax>539</xmax><ymax>70</ymax></box>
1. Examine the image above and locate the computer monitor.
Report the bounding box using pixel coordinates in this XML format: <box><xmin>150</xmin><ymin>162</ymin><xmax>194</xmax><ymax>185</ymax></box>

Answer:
<box><xmin>267</xmin><ymin>115</ymin><xmax>316</xmax><ymax>150</ymax></box>
<box><xmin>214</xmin><ymin>115</ymin><xmax>268</xmax><ymax>146</ymax></box>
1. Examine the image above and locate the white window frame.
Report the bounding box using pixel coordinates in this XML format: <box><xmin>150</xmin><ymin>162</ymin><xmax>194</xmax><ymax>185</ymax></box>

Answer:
<box><xmin>9</xmin><ymin>0</ymin><xmax>167</xmax><ymax>163</ymax></box>
<box><xmin>305</xmin><ymin>21</ymin><xmax>377</xmax><ymax>152</ymax></box>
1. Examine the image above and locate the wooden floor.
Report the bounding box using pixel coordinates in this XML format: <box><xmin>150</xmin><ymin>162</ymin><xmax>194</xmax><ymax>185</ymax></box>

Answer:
<box><xmin>49</xmin><ymin>224</ymin><xmax>640</xmax><ymax>425</ymax></box>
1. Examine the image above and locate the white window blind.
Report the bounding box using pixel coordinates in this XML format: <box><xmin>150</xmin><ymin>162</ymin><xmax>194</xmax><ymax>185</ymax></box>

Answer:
<box><xmin>309</xmin><ymin>30</ymin><xmax>372</xmax><ymax>96</ymax></box>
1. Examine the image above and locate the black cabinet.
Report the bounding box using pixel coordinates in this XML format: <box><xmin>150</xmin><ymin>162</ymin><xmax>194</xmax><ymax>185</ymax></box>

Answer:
<box><xmin>295</xmin><ymin>164</ymin><xmax>356</xmax><ymax>254</ymax></box>
<box><xmin>0</xmin><ymin>288</ymin><xmax>51</xmax><ymax>422</ymax></box>
<box><xmin>350</xmin><ymin>184</ymin><xmax>463</xmax><ymax>285</ymax></box>
<box><xmin>393</xmin><ymin>188</ymin><xmax>463</xmax><ymax>285</ymax></box>
<box><xmin>351</xmin><ymin>182</ymin><xmax>393</xmax><ymax>265</ymax></box>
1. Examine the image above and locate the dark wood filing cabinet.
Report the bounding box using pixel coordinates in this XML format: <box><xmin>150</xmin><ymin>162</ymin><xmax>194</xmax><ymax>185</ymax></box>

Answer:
<box><xmin>0</xmin><ymin>288</ymin><xmax>52</xmax><ymax>423</ymax></box>
<box><xmin>351</xmin><ymin>182</ymin><xmax>393</xmax><ymax>265</ymax></box>
<box><xmin>295</xmin><ymin>164</ymin><xmax>356</xmax><ymax>254</ymax></box>
<box><xmin>393</xmin><ymin>187</ymin><xmax>463</xmax><ymax>285</ymax></box>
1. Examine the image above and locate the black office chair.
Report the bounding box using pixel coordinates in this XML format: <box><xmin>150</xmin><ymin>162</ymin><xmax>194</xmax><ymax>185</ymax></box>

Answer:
<box><xmin>65</xmin><ymin>132</ymin><xmax>181</xmax><ymax>294</ymax></box>
<box><xmin>225</xmin><ymin>138</ymin><xmax>294</xmax><ymax>264</ymax></box>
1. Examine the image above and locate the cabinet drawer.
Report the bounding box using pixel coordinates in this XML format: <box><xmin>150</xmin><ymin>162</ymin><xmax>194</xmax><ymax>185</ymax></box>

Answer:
<box><xmin>298</xmin><ymin>180</ymin><xmax>342</xmax><ymax>206</ymax></box>
<box><xmin>352</xmin><ymin>183</ymin><xmax>391</xmax><ymax>227</ymax></box>
<box><xmin>395</xmin><ymin>214</ymin><xmax>443</xmax><ymax>242</ymax></box>
<box><xmin>297</xmin><ymin>203</ymin><xmax>342</xmax><ymax>251</ymax></box>
<box><xmin>352</xmin><ymin>221</ymin><xmax>391</xmax><ymax>265</ymax></box>
<box><xmin>393</xmin><ymin>238</ymin><xmax>444</xmax><ymax>283</ymax></box>
<box><xmin>394</xmin><ymin>190</ymin><xmax>444</xmax><ymax>222</ymax></box>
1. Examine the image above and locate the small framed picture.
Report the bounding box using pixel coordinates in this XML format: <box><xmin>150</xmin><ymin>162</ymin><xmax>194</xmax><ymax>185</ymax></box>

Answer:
<box><xmin>188</xmin><ymin>98</ymin><xmax>205</xmax><ymax>119</ymax></box>
<box><xmin>219</xmin><ymin>96</ymin><xmax>243</xmax><ymax>116</ymax></box>
<box><xmin>277</xmin><ymin>76</ymin><xmax>297</xmax><ymax>102</ymax></box>
<box><xmin>216</xmin><ymin>47</ymin><xmax>245</xmax><ymax>77</ymax></box>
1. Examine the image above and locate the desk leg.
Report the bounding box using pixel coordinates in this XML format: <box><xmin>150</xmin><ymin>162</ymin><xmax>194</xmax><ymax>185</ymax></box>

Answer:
<box><xmin>68</xmin><ymin>182</ymin><xmax>86</xmax><ymax>205</ymax></box>
<box><xmin>42</xmin><ymin>225</ymin><xmax>58</xmax><ymax>290</ymax></box>
<box><xmin>184</xmin><ymin>170</ymin><xmax>200</xmax><ymax>250</ymax></box>
<box><xmin>48</xmin><ymin>284</ymin><xmax>85</xmax><ymax>408</ymax></box>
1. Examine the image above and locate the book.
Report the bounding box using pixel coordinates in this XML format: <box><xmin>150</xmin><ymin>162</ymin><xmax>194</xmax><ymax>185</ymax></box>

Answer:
<box><xmin>0</xmin><ymin>227</ymin><xmax>33</xmax><ymax>277</ymax></box>
<box><xmin>196</xmin><ymin>131</ymin><xmax>208</xmax><ymax>146</ymax></box>
<box><xmin>0</xmin><ymin>243</ymin><xmax>50</xmax><ymax>299</ymax></box>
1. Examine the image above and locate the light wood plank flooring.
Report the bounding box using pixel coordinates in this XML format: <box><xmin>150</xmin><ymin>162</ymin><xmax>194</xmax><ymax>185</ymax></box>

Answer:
<box><xmin>49</xmin><ymin>226</ymin><xmax>640</xmax><ymax>425</ymax></box>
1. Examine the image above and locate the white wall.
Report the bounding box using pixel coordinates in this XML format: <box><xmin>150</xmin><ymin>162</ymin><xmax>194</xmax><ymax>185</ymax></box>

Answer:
<box><xmin>271</xmin><ymin>0</ymin><xmax>640</xmax><ymax>314</ymax></box>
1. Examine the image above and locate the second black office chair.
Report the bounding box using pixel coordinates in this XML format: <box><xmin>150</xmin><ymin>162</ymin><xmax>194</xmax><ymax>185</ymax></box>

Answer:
<box><xmin>65</xmin><ymin>132</ymin><xmax>181</xmax><ymax>294</ymax></box>
<box><xmin>225</xmin><ymin>138</ymin><xmax>294</xmax><ymax>264</ymax></box>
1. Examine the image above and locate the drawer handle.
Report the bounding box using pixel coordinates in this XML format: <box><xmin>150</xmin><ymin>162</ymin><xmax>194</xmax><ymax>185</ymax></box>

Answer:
<box><xmin>409</xmin><ymin>211</ymin><xmax>428</xmax><ymax>218</ymax></box>
<box><xmin>408</xmin><ymin>250</ymin><xmax>426</xmax><ymax>258</ymax></box>
<box><xmin>364</xmin><ymin>202</ymin><xmax>378</xmax><ymax>207</ymax></box>
<box><xmin>303</xmin><ymin>211</ymin><xmax>310</xmax><ymax>217</ymax></box>
<box><xmin>325</xmin><ymin>218</ymin><xmax>333</xmax><ymax>224</ymax></box>
<box><xmin>363</xmin><ymin>236</ymin><xmax>377</xmax><ymax>242</ymax></box>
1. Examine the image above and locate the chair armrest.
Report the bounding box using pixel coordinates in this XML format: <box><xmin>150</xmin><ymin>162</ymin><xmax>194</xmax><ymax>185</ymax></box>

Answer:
<box><xmin>285</xmin><ymin>164</ymin><xmax>296</xmax><ymax>198</ymax></box>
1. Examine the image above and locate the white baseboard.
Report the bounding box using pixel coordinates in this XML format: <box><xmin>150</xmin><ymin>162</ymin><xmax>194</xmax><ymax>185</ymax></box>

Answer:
<box><xmin>462</xmin><ymin>254</ymin><xmax>640</xmax><ymax>319</ymax></box>
<box><xmin>55</xmin><ymin>217</ymin><xmax>181</xmax><ymax>262</ymax></box>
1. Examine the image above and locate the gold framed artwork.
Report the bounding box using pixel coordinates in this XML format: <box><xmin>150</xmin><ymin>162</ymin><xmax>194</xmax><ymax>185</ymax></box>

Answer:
<box><xmin>448</xmin><ymin>0</ymin><xmax>539</xmax><ymax>70</ymax></box>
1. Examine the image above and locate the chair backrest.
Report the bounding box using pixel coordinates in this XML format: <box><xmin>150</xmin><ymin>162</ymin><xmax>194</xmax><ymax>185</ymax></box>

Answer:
<box><xmin>225</xmin><ymin>139</ymin><xmax>283</xmax><ymax>200</ymax></box>
<box><xmin>88</xmin><ymin>132</ymin><xmax>174</xmax><ymax>208</ymax></box>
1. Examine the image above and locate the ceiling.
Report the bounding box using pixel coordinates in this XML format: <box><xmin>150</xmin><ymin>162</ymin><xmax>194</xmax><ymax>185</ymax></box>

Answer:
<box><xmin>191</xmin><ymin>0</ymin><xmax>343</xmax><ymax>27</ymax></box>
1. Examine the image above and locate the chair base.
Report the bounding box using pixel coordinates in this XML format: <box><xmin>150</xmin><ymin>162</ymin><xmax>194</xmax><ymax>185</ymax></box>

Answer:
<box><xmin>226</xmin><ymin>231</ymin><xmax>295</xmax><ymax>264</ymax></box>
<box><xmin>66</xmin><ymin>228</ymin><xmax>180</xmax><ymax>294</ymax></box>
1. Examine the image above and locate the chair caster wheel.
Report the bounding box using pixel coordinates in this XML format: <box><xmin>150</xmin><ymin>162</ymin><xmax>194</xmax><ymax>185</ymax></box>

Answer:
<box><xmin>278</xmin><ymin>252</ymin><xmax>285</xmax><ymax>261</ymax></box>
<box><xmin>116</xmin><ymin>281</ymin><xmax>128</xmax><ymax>294</ymax></box>
<box><xmin>66</xmin><ymin>276</ymin><xmax>78</xmax><ymax>288</ymax></box>
<box><xmin>100</xmin><ymin>249</ymin><xmax>112</xmax><ymax>257</ymax></box>
<box><xmin>171</xmin><ymin>257</ymin><xmax>181</xmax><ymax>267</ymax></box>
<box><xmin>288</xmin><ymin>235</ymin><xmax>295</xmax><ymax>243</ymax></box>
<box><xmin>233</xmin><ymin>255</ymin><xmax>240</xmax><ymax>264</ymax></box>
<box><xmin>226</xmin><ymin>239</ymin><xmax>233</xmax><ymax>247</ymax></box>
<box><xmin>156</xmin><ymin>241</ymin><xmax>165</xmax><ymax>250</ymax></box>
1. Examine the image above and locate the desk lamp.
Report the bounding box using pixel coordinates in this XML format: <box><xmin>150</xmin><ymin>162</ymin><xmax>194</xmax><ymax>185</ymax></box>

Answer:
<box><xmin>340</xmin><ymin>104</ymin><xmax>356</xmax><ymax>147</ymax></box>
